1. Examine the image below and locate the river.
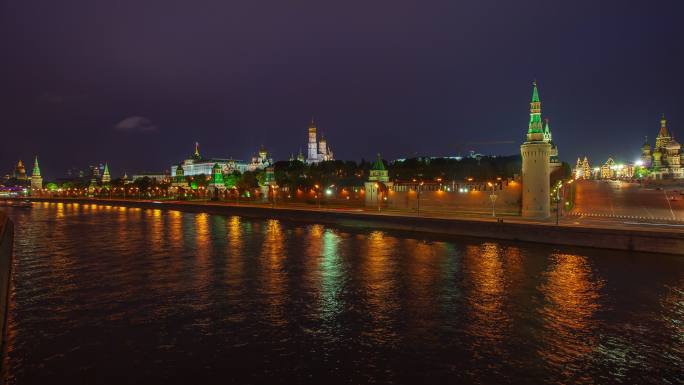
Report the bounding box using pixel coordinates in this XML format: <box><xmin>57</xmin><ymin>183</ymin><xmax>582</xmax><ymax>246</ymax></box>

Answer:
<box><xmin>2</xmin><ymin>202</ymin><xmax>682</xmax><ymax>384</ymax></box>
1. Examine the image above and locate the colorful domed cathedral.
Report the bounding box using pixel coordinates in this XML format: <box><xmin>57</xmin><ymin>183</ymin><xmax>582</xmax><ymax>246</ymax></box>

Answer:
<box><xmin>640</xmin><ymin>114</ymin><xmax>683</xmax><ymax>180</ymax></box>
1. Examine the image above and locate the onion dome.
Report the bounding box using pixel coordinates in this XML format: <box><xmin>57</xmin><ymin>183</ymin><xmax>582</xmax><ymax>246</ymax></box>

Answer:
<box><xmin>666</xmin><ymin>139</ymin><xmax>681</xmax><ymax>151</ymax></box>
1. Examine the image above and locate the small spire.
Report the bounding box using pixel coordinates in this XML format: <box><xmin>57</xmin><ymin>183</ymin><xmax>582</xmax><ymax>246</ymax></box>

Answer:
<box><xmin>194</xmin><ymin>141</ymin><xmax>200</xmax><ymax>158</ymax></box>
<box><xmin>372</xmin><ymin>153</ymin><xmax>385</xmax><ymax>171</ymax></box>
<box><xmin>658</xmin><ymin>114</ymin><xmax>670</xmax><ymax>138</ymax></box>
<box><xmin>32</xmin><ymin>156</ymin><xmax>41</xmax><ymax>177</ymax></box>
<box><xmin>531</xmin><ymin>80</ymin><xmax>540</xmax><ymax>103</ymax></box>
<box><xmin>310</xmin><ymin>116</ymin><xmax>315</xmax><ymax>127</ymax></box>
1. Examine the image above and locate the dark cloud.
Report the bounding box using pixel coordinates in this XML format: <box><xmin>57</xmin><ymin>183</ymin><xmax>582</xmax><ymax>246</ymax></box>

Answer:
<box><xmin>113</xmin><ymin>116</ymin><xmax>157</xmax><ymax>133</ymax></box>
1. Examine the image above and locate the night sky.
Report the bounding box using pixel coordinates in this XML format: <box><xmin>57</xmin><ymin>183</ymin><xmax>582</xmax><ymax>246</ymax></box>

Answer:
<box><xmin>2</xmin><ymin>0</ymin><xmax>683</xmax><ymax>178</ymax></box>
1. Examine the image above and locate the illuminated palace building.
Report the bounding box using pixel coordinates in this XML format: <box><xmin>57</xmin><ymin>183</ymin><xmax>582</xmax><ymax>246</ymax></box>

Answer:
<box><xmin>171</xmin><ymin>142</ymin><xmax>272</xmax><ymax>177</ymax></box>
<box><xmin>640</xmin><ymin>114</ymin><xmax>683</xmax><ymax>179</ymax></box>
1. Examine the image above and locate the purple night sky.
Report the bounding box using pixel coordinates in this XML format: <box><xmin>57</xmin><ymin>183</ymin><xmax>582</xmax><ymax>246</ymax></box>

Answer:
<box><xmin>1</xmin><ymin>0</ymin><xmax>682</xmax><ymax>177</ymax></box>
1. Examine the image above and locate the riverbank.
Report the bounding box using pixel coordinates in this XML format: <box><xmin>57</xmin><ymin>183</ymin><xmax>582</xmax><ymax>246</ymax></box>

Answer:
<box><xmin>0</xmin><ymin>211</ymin><xmax>14</xmax><ymax>381</ymax></box>
<box><xmin>24</xmin><ymin>197</ymin><xmax>684</xmax><ymax>255</ymax></box>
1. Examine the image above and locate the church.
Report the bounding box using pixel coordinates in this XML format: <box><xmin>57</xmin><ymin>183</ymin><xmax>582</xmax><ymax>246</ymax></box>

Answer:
<box><xmin>305</xmin><ymin>118</ymin><xmax>334</xmax><ymax>164</ymax></box>
<box><xmin>640</xmin><ymin>114</ymin><xmax>683</xmax><ymax>180</ymax></box>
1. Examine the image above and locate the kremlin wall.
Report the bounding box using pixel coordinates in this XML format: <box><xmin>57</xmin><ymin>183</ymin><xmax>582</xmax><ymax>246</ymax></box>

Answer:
<box><xmin>5</xmin><ymin>81</ymin><xmax>683</xmax><ymax>223</ymax></box>
<box><xmin>0</xmin><ymin>81</ymin><xmax>560</xmax><ymax>219</ymax></box>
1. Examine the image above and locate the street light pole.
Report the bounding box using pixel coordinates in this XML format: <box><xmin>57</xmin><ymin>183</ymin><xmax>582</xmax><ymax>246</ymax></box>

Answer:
<box><xmin>272</xmin><ymin>185</ymin><xmax>278</xmax><ymax>208</ymax></box>
<box><xmin>417</xmin><ymin>181</ymin><xmax>423</xmax><ymax>216</ymax></box>
<box><xmin>376</xmin><ymin>183</ymin><xmax>381</xmax><ymax>212</ymax></box>
<box><xmin>556</xmin><ymin>184</ymin><xmax>561</xmax><ymax>225</ymax></box>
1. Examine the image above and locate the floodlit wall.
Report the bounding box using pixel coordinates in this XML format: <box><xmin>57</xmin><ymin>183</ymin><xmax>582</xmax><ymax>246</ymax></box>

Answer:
<box><xmin>386</xmin><ymin>181</ymin><xmax>522</xmax><ymax>215</ymax></box>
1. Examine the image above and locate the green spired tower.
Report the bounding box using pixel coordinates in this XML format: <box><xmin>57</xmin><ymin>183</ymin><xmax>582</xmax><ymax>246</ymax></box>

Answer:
<box><xmin>520</xmin><ymin>81</ymin><xmax>551</xmax><ymax>218</ymax></box>
<box><xmin>102</xmin><ymin>163</ymin><xmax>111</xmax><ymax>184</ymax></box>
<box><xmin>208</xmin><ymin>163</ymin><xmax>226</xmax><ymax>198</ymax></box>
<box><xmin>30</xmin><ymin>155</ymin><xmax>43</xmax><ymax>192</ymax></box>
<box><xmin>364</xmin><ymin>153</ymin><xmax>393</xmax><ymax>207</ymax></box>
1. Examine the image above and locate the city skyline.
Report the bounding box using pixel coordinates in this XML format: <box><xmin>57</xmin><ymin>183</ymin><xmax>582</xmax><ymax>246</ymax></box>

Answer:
<box><xmin>2</xmin><ymin>1</ymin><xmax>683</xmax><ymax>177</ymax></box>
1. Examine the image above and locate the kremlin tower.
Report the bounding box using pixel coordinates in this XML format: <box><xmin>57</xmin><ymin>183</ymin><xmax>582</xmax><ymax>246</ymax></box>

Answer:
<box><xmin>31</xmin><ymin>156</ymin><xmax>43</xmax><ymax>192</ymax></box>
<box><xmin>520</xmin><ymin>81</ymin><xmax>551</xmax><ymax>218</ymax></box>
<box><xmin>544</xmin><ymin>118</ymin><xmax>561</xmax><ymax>172</ymax></box>
<box><xmin>364</xmin><ymin>153</ymin><xmax>392</xmax><ymax>207</ymax></box>
<box><xmin>102</xmin><ymin>163</ymin><xmax>111</xmax><ymax>184</ymax></box>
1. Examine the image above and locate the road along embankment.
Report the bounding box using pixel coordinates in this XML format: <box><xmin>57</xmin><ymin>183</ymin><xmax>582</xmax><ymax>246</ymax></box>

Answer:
<box><xmin>27</xmin><ymin>198</ymin><xmax>684</xmax><ymax>256</ymax></box>
<box><xmin>0</xmin><ymin>210</ymin><xmax>15</xmax><ymax>376</ymax></box>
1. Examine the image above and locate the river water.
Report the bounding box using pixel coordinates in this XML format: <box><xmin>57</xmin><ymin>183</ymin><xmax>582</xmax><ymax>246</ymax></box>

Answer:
<box><xmin>1</xmin><ymin>202</ymin><xmax>682</xmax><ymax>384</ymax></box>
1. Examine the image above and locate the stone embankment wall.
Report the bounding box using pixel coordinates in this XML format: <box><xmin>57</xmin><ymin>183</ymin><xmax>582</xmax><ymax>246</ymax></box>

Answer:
<box><xmin>0</xmin><ymin>211</ymin><xmax>14</xmax><ymax>373</ymax></box>
<box><xmin>27</xmin><ymin>198</ymin><xmax>684</xmax><ymax>255</ymax></box>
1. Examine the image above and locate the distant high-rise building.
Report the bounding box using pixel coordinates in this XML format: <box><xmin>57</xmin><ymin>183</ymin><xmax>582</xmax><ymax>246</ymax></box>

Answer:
<box><xmin>521</xmin><ymin>81</ymin><xmax>551</xmax><ymax>218</ymax></box>
<box><xmin>31</xmin><ymin>156</ymin><xmax>43</xmax><ymax>191</ymax></box>
<box><xmin>90</xmin><ymin>165</ymin><xmax>100</xmax><ymax>178</ymax></box>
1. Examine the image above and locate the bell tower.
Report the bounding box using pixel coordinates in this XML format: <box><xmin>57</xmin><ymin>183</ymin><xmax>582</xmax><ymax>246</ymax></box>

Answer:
<box><xmin>307</xmin><ymin>117</ymin><xmax>318</xmax><ymax>163</ymax></box>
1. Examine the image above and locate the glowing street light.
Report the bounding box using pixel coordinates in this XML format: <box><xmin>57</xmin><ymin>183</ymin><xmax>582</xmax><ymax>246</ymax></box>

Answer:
<box><xmin>417</xmin><ymin>181</ymin><xmax>424</xmax><ymax>216</ymax></box>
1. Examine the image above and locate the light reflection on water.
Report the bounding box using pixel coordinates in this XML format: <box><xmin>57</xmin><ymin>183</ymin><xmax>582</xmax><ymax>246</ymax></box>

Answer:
<box><xmin>1</xmin><ymin>203</ymin><xmax>683</xmax><ymax>384</ymax></box>
<box><xmin>537</xmin><ymin>253</ymin><xmax>603</xmax><ymax>383</ymax></box>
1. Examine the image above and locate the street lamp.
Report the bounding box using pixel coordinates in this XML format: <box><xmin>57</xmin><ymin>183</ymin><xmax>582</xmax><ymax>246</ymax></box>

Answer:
<box><xmin>375</xmin><ymin>183</ymin><xmax>381</xmax><ymax>212</ymax></box>
<box><xmin>554</xmin><ymin>181</ymin><xmax>562</xmax><ymax>225</ymax></box>
<box><xmin>488</xmin><ymin>182</ymin><xmax>497</xmax><ymax>217</ymax></box>
<box><xmin>271</xmin><ymin>184</ymin><xmax>279</xmax><ymax>208</ymax></box>
<box><xmin>417</xmin><ymin>181</ymin><xmax>424</xmax><ymax>216</ymax></box>
<box><xmin>314</xmin><ymin>184</ymin><xmax>320</xmax><ymax>208</ymax></box>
